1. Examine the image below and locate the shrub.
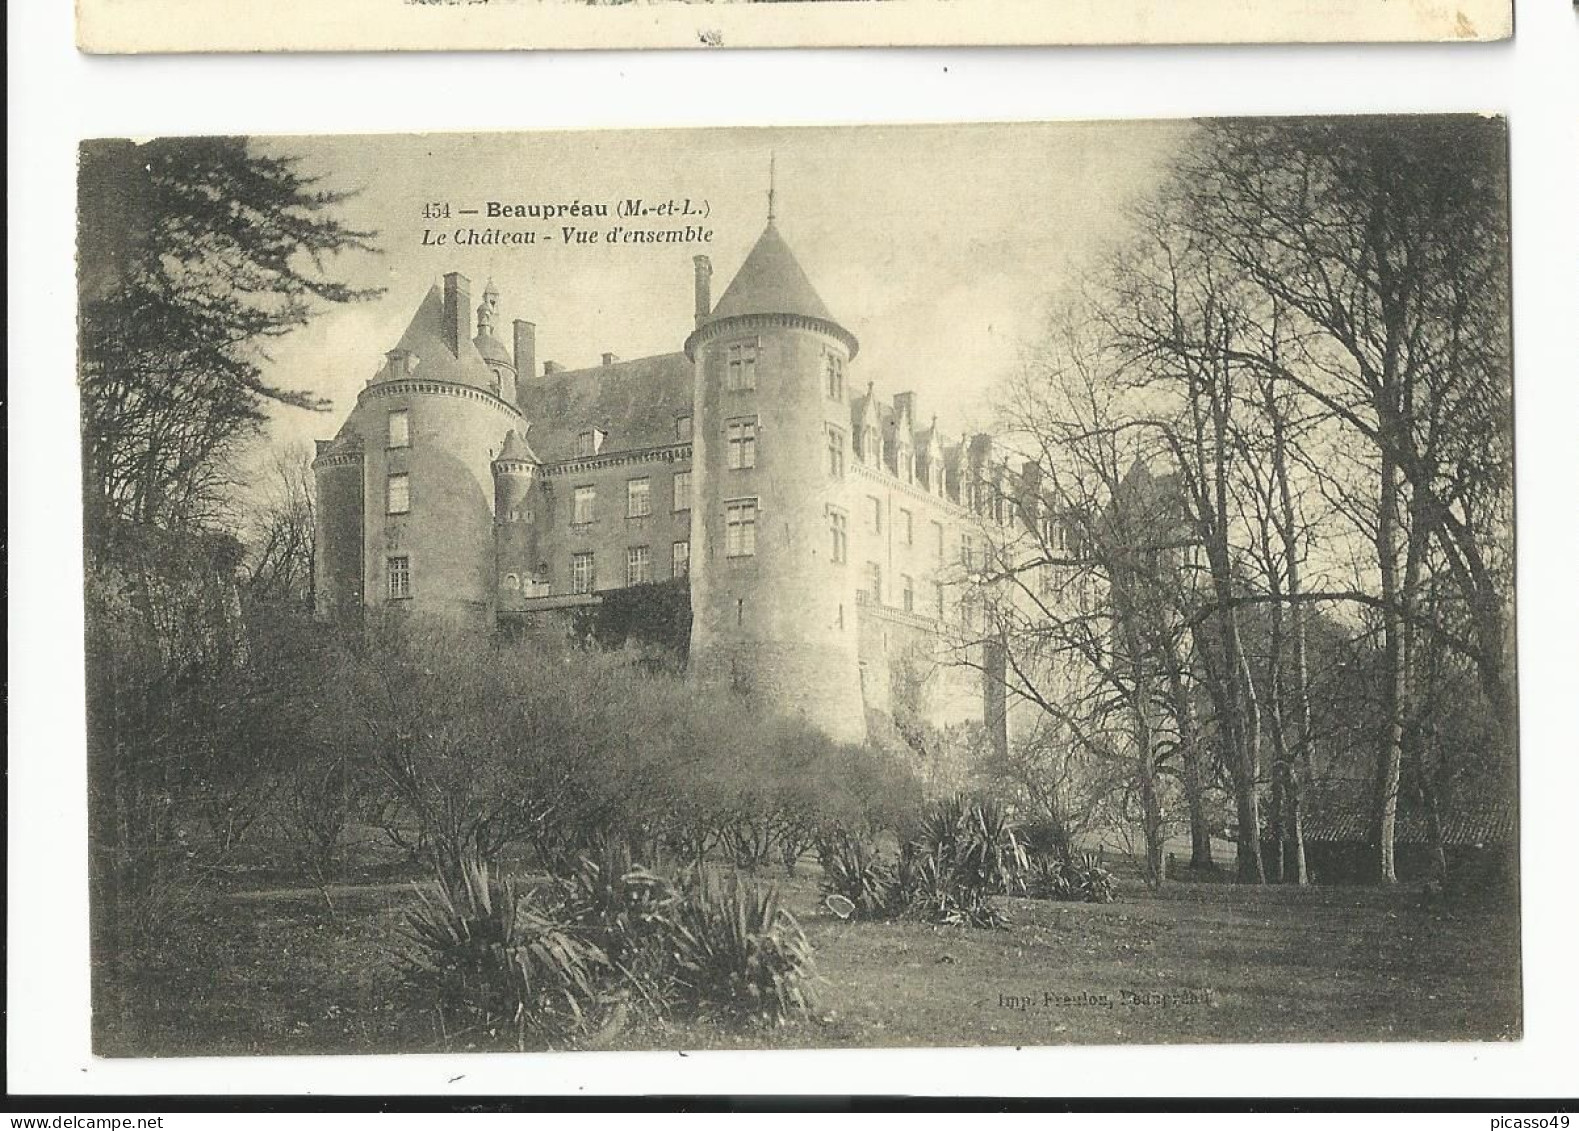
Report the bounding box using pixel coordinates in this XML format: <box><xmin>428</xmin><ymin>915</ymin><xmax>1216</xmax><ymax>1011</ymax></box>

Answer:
<box><xmin>401</xmin><ymin>861</ymin><xmax>608</xmax><ymax>1049</ymax></box>
<box><xmin>556</xmin><ymin>841</ymin><xmax>681</xmax><ymax>1020</ymax></box>
<box><xmin>1026</xmin><ymin>852</ymin><xmax>1119</xmax><ymax>904</ymax></box>
<box><xmin>903</xmin><ymin>794</ymin><xmax>1028</xmax><ymax>929</ymax></box>
<box><xmin>817</xmin><ymin>830</ymin><xmax>902</xmax><ymax>919</ymax></box>
<box><xmin>669</xmin><ymin>873</ymin><xmax>816</xmax><ymax>1025</ymax></box>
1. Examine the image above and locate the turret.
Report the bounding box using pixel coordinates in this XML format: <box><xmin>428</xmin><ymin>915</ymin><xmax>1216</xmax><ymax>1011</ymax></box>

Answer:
<box><xmin>313</xmin><ymin>277</ymin><xmax>527</xmax><ymax>627</ymax></box>
<box><xmin>473</xmin><ymin>278</ymin><xmax>517</xmax><ymax>404</ymax></box>
<box><xmin>684</xmin><ymin>203</ymin><xmax>866</xmax><ymax>743</ymax></box>
<box><xmin>492</xmin><ymin>428</ymin><xmax>542</xmax><ymax>610</ymax></box>
<box><xmin>312</xmin><ymin>432</ymin><xmax>366</xmax><ymax>625</ymax></box>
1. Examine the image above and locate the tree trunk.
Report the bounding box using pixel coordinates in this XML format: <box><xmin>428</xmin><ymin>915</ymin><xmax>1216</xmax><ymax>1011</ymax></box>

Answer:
<box><xmin>1374</xmin><ymin>450</ymin><xmax>1405</xmax><ymax>885</ymax></box>
<box><xmin>1166</xmin><ymin>654</ymin><xmax>1215</xmax><ymax>872</ymax></box>
<box><xmin>1231</xmin><ymin>620</ymin><xmax>1266</xmax><ymax>884</ymax></box>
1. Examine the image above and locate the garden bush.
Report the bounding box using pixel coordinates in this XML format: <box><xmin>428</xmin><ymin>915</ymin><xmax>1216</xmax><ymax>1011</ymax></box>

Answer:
<box><xmin>1026</xmin><ymin>851</ymin><xmax>1120</xmax><ymax>904</ymax></box>
<box><xmin>556</xmin><ymin>840</ymin><xmax>682</xmax><ymax>1021</ymax></box>
<box><xmin>901</xmin><ymin>794</ymin><xmax>1028</xmax><ymax>929</ymax></box>
<box><xmin>400</xmin><ymin>860</ymin><xmax>607</xmax><ymax>1050</ymax></box>
<box><xmin>669</xmin><ymin>873</ymin><xmax>816</xmax><ymax>1026</ymax></box>
<box><xmin>817</xmin><ymin>830</ymin><xmax>901</xmax><ymax>919</ymax></box>
<box><xmin>401</xmin><ymin>850</ymin><xmax>817</xmax><ymax>1046</ymax></box>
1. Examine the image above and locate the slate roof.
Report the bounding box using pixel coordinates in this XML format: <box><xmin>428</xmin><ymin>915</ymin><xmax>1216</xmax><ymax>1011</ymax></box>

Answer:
<box><xmin>521</xmin><ymin>352</ymin><xmax>694</xmax><ymax>463</ymax></box>
<box><xmin>709</xmin><ymin>222</ymin><xmax>839</xmax><ymax>329</ymax></box>
<box><xmin>377</xmin><ymin>284</ymin><xmax>498</xmax><ymax>391</ymax></box>
<box><xmin>473</xmin><ymin>330</ymin><xmax>514</xmax><ymax>367</ymax></box>
<box><xmin>1300</xmin><ymin>787</ymin><xmax>1516</xmax><ymax>848</ymax></box>
<box><xmin>496</xmin><ymin>428</ymin><xmax>538</xmax><ymax>463</ymax></box>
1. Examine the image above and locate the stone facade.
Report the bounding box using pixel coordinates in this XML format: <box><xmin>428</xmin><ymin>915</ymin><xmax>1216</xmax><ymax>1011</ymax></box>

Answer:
<box><xmin>314</xmin><ymin>216</ymin><xmax>1046</xmax><ymax>750</ymax></box>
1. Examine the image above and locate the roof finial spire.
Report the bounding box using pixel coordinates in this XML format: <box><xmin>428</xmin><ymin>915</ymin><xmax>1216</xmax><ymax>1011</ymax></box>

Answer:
<box><xmin>766</xmin><ymin>152</ymin><xmax>777</xmax><ymax>224</ymax></box>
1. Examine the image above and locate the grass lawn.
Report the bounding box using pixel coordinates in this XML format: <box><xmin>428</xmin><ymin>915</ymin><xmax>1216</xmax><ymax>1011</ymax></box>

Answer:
<box><xmin>93</xmin><ymin>869</ymin><xmax>1520</xmax><ymax>1056</ymax></box>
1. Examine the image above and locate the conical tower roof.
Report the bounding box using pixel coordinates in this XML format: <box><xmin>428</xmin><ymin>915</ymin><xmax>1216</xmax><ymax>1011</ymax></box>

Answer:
<box><xmin>708</xmin><ymin>221</ymin><xmax>838</xmax><ymax>326</ymax></box>
<box><xmin>377</xmin><ymin>284</ymin><xmax>498</xmax><ymax>390</ymax></box>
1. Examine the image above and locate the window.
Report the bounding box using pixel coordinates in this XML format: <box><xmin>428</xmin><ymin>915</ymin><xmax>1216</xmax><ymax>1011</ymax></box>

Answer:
<box><xmin>726</xmin><ymin>341</ymin><xmax>758</xmax><ymax>391</ymax></box>
<box><xmin>824</xmin><ymin>352</ymin><xmax>845</xmax><ymax>400</ymax></box>
<box><xmin>387</xmin><ymin>409</ymin><xmax>410</xmax><ymax>449</ymax></box>
<box><xmin>573</xmin><ymin>485</ymin><xmax>596</xmax><ymax>525</ymax></box>
<box><xmin>866</xmin><ymin>562</ymin><xmax>883</xmax><ymax>604</ymax></box>
<box><xmin>577</xmin><ymin>431</ymin><xmax>596</xmax><ymax>457</ymax></box>
<box><xmin>386</xmin><ymin>473</ymin><xmax>410</xmax><ymax>515</ymax></box>
<box><xmin>961</xmin><ymin>532</ymin><xmax>976</xmax><ymax>570</ymax></box>
<box><xmin>387</xmin><ymin>556</ymin><xmax>411</xmax><ymax>600</ymax></box>
<box><xmin>862</xmin><ymin>427</ymin><xmax>880</xmax><ymax>466</ymax></box>
<box><xmin>828</xmin><ymin>507</ymin><xmax>848</xmax><ymax>564</ymax></box>
<box><xmin>676</xmin><ymin>415</ymin><xmax>693</xmax><ymax>442</ymax></box>
<box><xmin>827</xmin><ymin>426</ymin><xmax>845</xmax><ymax>479</ymax></box>
<box><xmin>672</xmin><ymin>470</ymin><xmax>692</xmax><ymax>512</ymax></box>
<box><xmin>571</xmin><ymin>552</ymin><xmax>596</xmax><ymax>594</ymax></box>
<box><xmin>672</xmin><ymin>540</ymin><xmax>690</xmax><ymax>578</ymax></box>
<box><xmin>627</xmin><ymin>477</ymin><xmax>651</xmax><ymax>518</ymax></box>
<box><xmin>727</xmin><ymin>418</ymin><xmax>757</xmax><ymax>470</ymax></box>
<box><xmin>867</xmin><ymin>495</ymin><xmax>882</xmax><ymax>533</ymax></box>
<box><xmin>901</xmin><ymin>574</ymin><xmax>914</xmax><ymax>613</ymax></box>
<box><xmin>935</xmin><ymin>580</ymin><xmax>946</xmax><ymax>617</ymax></box>
<box><xmin>900</xmin><ymin>508</ymin><xmax>914</xmax><ymax>546</ymax></box>
<box><xmin>626</xmin><ymin>545</ymin><xmax>651</xmax><ymax>587</ymax></box>
<box><xmin>725</xmin><ymin>500</ymin><xmax>758</xmax><ymax>558</ymax></box>
<box><xmin>933</xmin><ymin>521</ymin><xmax>945</xmax><ymax>561</ymax></box>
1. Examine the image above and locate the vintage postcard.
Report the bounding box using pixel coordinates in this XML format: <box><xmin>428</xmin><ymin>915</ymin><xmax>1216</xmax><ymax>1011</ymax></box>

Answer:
<box><xmin>79</xmin><ymin>118</ymin><xmax>1517</xmax><ymax>1056</ymax></box>
<box><xmin>76</xmin><ymin>0</ymin><xmax>1513</xmax><ymax>53</ymax></box>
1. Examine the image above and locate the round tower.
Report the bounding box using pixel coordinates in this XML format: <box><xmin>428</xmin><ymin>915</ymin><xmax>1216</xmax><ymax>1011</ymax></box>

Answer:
<box><xmin>684</xmin><ymin>214</ymin><xmax>867</xmax><ymax>744</ymax></box>
<box><xmin>491</xmin><ymin>427</ymin><xmax>542</xmax><ymax>611</ymax></box>
<box><xmin>318</xmin><ymin>272</ymin><xmax>528</xmax><ymax>626</ymax></box>
<box><xmin>312</xmin><ymin>431</ymin><xmax>366</xmax><ymax>626</ymax></box>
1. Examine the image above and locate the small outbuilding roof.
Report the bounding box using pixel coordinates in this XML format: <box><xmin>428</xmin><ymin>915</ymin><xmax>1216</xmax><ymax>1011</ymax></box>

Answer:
<box><xmin>1300</xmin><ymin>788</ymin><xmax>1515</xmax><ymax>848</ymax></box>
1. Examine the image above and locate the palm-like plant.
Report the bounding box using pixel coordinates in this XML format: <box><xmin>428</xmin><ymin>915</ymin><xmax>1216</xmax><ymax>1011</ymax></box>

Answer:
<box><xmin>906</xmin><ymin>794</ymin><xmax>1028</xmax><ymax>928</ymax></box>
<box><xmin>402</xmin><ymin>860</ymin><xmax>608</xmax><ymax>1049</ymax></box>
<box><xmin>669</xmin><ymin>873</ymin><xmax>816</xmax><ymax>1025</ymax></box>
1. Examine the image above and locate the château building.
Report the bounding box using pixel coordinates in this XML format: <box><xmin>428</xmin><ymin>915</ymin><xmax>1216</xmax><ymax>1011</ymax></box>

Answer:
<box><xmin>313</xmin><ymin>205</ymin><xmax>1064</xmax><ymax>750</ymax></box>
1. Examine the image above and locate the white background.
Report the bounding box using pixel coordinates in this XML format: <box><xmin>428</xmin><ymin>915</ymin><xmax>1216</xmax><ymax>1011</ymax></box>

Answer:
<box><xmin>8</xmin><ymin>0</ymin><xmax>1578</xmax><ymax>1101</ymax></box>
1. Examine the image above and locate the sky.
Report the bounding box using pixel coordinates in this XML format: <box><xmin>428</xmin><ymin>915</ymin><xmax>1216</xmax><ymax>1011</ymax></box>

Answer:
<box><xmin>253</xmin><ymin>120</ymin><xmax>1193</xmax><ymax>458</ymax></box>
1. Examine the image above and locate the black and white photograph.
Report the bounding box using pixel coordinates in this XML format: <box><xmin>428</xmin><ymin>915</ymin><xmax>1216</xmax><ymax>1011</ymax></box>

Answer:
<box><xmin>75</xmin><ymin>117</ymin><xmax>1520</xmax><ymax>1060</ymax></box>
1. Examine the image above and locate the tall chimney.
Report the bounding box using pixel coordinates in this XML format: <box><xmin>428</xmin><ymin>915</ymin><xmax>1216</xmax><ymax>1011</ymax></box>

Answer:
<box><xmin>442</xmin><ymin>272</ymin><xmax>470</xmax><ymax>356</ymax></box>
<box><xmin>693</xmin><ymin>255</ymin><xmax>713</xmax><ymax>328</ymax></box>
<box><xmin>513</xmin><ymin>320</ymin><xmax>536</xmax><ymax>388</ymax></box>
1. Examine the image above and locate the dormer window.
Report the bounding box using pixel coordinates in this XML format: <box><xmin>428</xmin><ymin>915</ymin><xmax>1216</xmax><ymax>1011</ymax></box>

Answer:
<box><xmin>863</xmin><ymin>427</ymin><xmax>880</xmax><ymax>466</ymax></box>
<box><xmin>676</xmin><ymin>415</ymin><xmax>693</xmax><ymax>442</ymax></box>
<box><xmin>577</xmin><ymin>429</ymin><xmax>608</xmax><ymax>458</ymax></box>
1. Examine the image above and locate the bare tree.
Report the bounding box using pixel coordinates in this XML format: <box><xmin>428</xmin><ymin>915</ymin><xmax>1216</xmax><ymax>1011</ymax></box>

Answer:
<box><xmin>1160</xmin><ymin>117</ymin><xmax>1514</xmax><ymax>882</ymax></box>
